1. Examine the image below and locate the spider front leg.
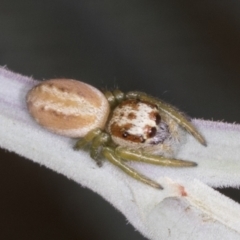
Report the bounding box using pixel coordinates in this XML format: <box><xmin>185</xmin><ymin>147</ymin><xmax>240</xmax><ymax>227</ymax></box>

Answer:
<box><xmin>102</xmin><ymin>147</ymin><xmax>163</xmax><ymax>189</ymax></box>
<box><xmin>115</xmin><ymin>147</ymin><xmax>197</xmax><ymax>167</ymax></box>
<box><xmin>125</xmin><ymin>91</ymin><xmax>207</xmax><ymax>146</ymax></box>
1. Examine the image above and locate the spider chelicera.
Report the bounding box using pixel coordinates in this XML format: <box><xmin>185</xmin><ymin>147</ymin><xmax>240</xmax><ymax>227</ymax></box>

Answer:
<box><xmin>27</xmin><ymin>79</ymin><xmax>206</xmax><ymax>189</ymax></box>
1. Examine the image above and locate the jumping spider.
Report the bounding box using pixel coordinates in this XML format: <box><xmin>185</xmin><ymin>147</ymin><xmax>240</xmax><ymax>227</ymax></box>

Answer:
<box><xmin>27</xmin><ymin>79</ymin><xmax>206</xmax><ymax>189</ymax></box>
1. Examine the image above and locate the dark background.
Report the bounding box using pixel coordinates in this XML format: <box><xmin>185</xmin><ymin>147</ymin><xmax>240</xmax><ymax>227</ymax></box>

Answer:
<box><xmin>1</xmin><ymin>1</ymin><xmax>240</xmax><ymax>239</ymax></box>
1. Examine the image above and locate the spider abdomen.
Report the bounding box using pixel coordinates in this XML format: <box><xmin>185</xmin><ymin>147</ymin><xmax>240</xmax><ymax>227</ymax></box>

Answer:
<box><xmin>27</xmin><ymin>79</ymin><xmax>110</xmax><ymax>138</ymax></box>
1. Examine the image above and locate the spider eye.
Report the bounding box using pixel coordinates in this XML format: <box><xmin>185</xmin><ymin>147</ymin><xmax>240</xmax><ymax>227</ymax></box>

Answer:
<box><xmin>122</xmin><ymin>131</ymin><xmax>129</xmax><ymax>138</ymax></box>
<box><xmin>155</xmin><ymin>114</ymin><xmax>161</xmax><ymax>125</ymax></box>
<box><xmin>148</xmin><ymin>127</ymin><xmax>157</xmax><ymax>138</ymax></box>
<box><xmin>140</xmin><ymin>136</ymin><xmax>146</xmax><ymax>143</ymax></box>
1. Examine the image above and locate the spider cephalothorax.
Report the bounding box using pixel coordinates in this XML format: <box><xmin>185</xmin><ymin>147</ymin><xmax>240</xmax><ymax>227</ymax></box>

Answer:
<box><xmin>108</xmin><ymin>99</ymin><xmax>167</xmax><ymax>144</ymax></box>
<box><xmin>107</xmin><ymin>98</ymin><xmax>183</xmax><ymax>157</ymax></box>
<box><xmin>27</xmin><ymin>79</ymin><xmax>206</xmax><ymax>189</ymax></box>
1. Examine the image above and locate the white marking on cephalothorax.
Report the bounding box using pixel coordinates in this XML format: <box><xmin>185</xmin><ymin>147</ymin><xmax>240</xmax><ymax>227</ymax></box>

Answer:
<box><xmin>112</xmin><ymin>102</ymin><xmax>157</xmax><ymax>137</ymax></box>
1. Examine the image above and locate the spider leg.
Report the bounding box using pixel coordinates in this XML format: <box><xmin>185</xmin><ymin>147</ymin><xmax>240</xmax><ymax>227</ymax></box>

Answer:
<box><xmin>90</xmin><ymin>132</ymin><xmax>110</xmax><ymax>166</ymax></box>
<box><xmin>74</xmin><ymin>128</ymin><xmax>102</xmax><ymax>149</ymax></box>
<box><xmin>125</xmin><ymin>91</ymin><xmax>207</xmax><ymax>146</ymax></box>
<box><xmin>74</xmin><ymin>128</ymin><xmax>109</xmax><ymax>166</ymax></box>
<box><xmin>104</xmin><ymin>90</ymin><xmax>125</xmax><ymax>108</ymax></box>
<box><xmin>102</xmin><ymin>147</ymin><xmax>163</xmax><ymax>189</ymax></box>
<box><xmin>115</xmin><ymin>147</ymin><xmax>197</xmax><ymax>167</ymax></box>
